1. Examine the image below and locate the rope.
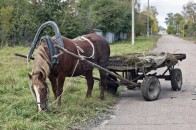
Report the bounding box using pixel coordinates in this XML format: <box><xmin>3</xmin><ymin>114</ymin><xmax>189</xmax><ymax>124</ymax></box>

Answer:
<box><xmin>75</xmin><ymin>36</ymin><xmax>95</xmax><ymax>59</ymax></box>
<box><xmin>27</xmin><ymin>55</ymin><xmax>30</xmax><ymax>70</ymax></box>
<box><xmin>71</xmin><ymin>60</ymin><xmax>80</xmax><ymax>77</ymax></box>
<box><xmin>48</xmin><ymin>87</ymin><xmax>65</xmax><ymax>107</ymax></box>
<box><xmin>29</xmin><ymin>83</ymin><xmax>36</xmax><ymax>101</ymax></box>
<box><xmin>47</xmin><ymin>76</ymin><xmax>79</xmax><ymax>109</ymax></box>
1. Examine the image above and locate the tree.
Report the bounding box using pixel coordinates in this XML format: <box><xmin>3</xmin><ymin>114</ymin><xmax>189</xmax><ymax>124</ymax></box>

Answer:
<box><xmin>90</xmin><ymin>0</ymin><xmax>131</xmax><ymax>33</ymax></box>
<box><xmin>183</xmin><ymin>1</ymin><xmax>196</xmax><ymax>23</ymax></box>
<box><xmin>77</xmin><ymin>0</ymin><xmax>96</xmax><ymax>33</ymax></box>
<box><xmin>152</xmin><ymin>20</ymin><xmax>158</xmax><ymax>34</ymax></box>
<box><xmin>167</xmin><ymin>25</ymin><xmax>175</xmax><ymax>34</ymax></box>
<box><xmin>31</xmin><ymin>0</ymin><xmax>67</xmax><ymax>24</ymax></box>
<box><xmin>174</xmin><ymin>13</ymin><xmax>183</xmax><ymax>25</ymax></box>
<box><xmin>165</xmin><ymin>13</ymin><xmax>183</xmax><ymax>35</ymax></box>
<box><xmin>0</xmin><ymin>6</ymin><xmax>14</xmax><ymax>45</ymax></box>
<box><xmin>0</xmin><ymin>0</ymin><xmax>158</xmax><ymax>46</ymax></box>
<box><xmin>174</xmin><ymin>13</ymin><xmax>183</xmax><ymax>35</ymax></box>
<box><xmin>30</xmin><ymin>0</ymin><xmax>85</xmax><ymax>38</ymax></box>
<box><xmin>10</xmin><ymin>0</ymin><xmax>37</xmax><ymax>44</ymax></box>
<box><xmin>135</xmin><ymin>12</ymin><xmax>147</xmax><ymax>35</ymax></box>
<box><xmin>182</xmin><ymin>1</ymin><xmax>196</xmax><ymax>36</ymax></box>
<box><xmin>165</xmin><ymin>13</ymin><xmax>175</xmax><ymax>26</ymax></box>
<box><xmin>142</xmin><ymin>6</ymin><xmax>159</xmax><ymax>35</ymax></box>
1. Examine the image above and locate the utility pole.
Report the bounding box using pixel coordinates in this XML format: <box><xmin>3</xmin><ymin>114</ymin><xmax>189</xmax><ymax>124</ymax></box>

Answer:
<box><xmin>132</xmin><ymin>0</ymin><xmax>135</xmax><ymax>45</ymax></box>
<box><xmin>147</xmin><ymin>0</ymin><xmax>150</xmax><ymax>37</ymax></box>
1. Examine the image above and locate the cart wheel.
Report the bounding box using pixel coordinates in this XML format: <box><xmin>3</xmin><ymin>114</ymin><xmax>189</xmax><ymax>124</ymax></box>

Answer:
<box><xmin>106</xmin><ymin>75</ymin><xmax>119</xmax><ymax>95</ymax></box>
<box><xmin>141</xmin><ymin>76</ymin><xmax>161</xmax><ymax>101</ymax></box>
<box><xmin>171</xmin><ymin>68</ymin><xmax>182</xmax><ymax>91</ymax></box>
<box><xmin>127</xmin><ymin>72</ymin><xmax>137</xmax><ymax>90</ymax></box>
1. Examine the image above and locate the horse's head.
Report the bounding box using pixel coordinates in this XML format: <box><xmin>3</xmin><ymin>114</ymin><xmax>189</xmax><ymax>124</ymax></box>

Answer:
<box><xmin>28</xmin><ymin>72</ymin><xmax>49</xmax><ymax>112</ymax></box>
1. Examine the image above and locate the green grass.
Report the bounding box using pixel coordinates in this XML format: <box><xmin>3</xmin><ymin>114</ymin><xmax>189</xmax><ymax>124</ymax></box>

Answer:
<box><xmin>110</xmin><ymin>36</ymin><xmax>159</xmax><ymax>55</ymax></box>
<box><xmin>0</xmin><ymin>36</ymin><xmax>159</xmax><ymax>130</ymax></box>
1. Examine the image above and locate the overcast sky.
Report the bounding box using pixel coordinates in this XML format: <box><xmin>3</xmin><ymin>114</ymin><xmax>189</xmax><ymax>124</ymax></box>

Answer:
<box><xmin>140</xmin><ymin>0</ymin><xmax>196</xmax><ymax>29</ymax></box>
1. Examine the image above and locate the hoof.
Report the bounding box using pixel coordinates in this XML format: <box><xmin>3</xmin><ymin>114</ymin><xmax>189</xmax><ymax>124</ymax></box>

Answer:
<box><xmin>57</xmin><ymin>102</ymin><xmax>61</xmax><ymax>107</ymax></box>
<box><xmin>86</xmin><ymin>95</ymin><xmax>91</xmax><ymax>98</ymax></box>
<box><xmin>100</xmin><ymin>96</ymin><xmax>105</xmax><ymax>100</ymax></box>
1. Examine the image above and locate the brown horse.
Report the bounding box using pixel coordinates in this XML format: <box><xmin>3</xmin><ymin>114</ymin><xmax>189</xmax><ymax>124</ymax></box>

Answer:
<box><xmin>28</xmin><ymin>33</ymin><xmax>110</xmax><ymax>111</ymax></box>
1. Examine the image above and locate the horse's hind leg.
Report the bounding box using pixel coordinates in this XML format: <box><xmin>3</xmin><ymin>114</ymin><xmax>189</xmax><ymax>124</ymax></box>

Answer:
<box><xmin>85</xmin><ymin>70</ymin><xmax>94</xmax><ymax>98</ymax></box>
<box><xmin>99</xmin><ymin>70</ymin><xmax>107</xmax><ymax>100</ymax></box>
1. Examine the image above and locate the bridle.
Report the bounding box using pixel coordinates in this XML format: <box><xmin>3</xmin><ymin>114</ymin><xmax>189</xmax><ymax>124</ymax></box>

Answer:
<box><xmin>29</xmin><ymin>75</ymin><xmax>50</xmax><ymax>110</ymax></box>
<box><xmin>36</xmin><ymin>97</ymin><xmax>48</xmax><ymax>105</ymax></box>
<box><xmin>34</xmin><ymin>86</ymin><xmax>49</xmax><ymax>110</ymax></box>
<box><xmin>35</xmin><ymin>87</ymin><xmax>49</xmax><ymax>110</ymax></box>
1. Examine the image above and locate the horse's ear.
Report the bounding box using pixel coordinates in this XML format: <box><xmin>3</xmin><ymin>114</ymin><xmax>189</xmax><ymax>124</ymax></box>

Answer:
<box><xmin>28</xmin><ymin>73</ymin><xmax>32</xmax><ymax>80</ymax></box>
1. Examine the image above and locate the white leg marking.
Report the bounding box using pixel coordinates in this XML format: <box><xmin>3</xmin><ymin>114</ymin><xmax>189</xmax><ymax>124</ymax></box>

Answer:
<box><xmin>33</xmin><ymin>85</ymin><xmax>42</xmax><ymax>111</ymax></box>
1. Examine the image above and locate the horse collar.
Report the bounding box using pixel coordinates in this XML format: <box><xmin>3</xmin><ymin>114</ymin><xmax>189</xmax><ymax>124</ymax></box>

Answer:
<box><xmin>40</xmin><ymin>35</ymin><xmax>59</xmax><ymax>70</ymax></box>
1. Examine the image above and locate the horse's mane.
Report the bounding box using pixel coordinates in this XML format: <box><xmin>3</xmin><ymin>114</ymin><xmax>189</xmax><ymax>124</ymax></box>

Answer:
<box><xmin>32</xmin><ymin>43</ymin><xmax>51</xmax><ymax>78</ymax></box>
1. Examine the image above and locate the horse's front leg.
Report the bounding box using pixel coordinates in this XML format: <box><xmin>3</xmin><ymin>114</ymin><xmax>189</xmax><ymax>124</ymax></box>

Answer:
<box><xmin>85</xmin><ymin>70</ymin><xmax>94</xmax><ymax>98</ymax></box>
<box><xmin>48</xmin><ymin>75</ymin><xmax>57</xmax><ymax>100</ymax></box>
<box><xmin>56</xmin><ymin>73</ymin><xmax>65</xmax><ymax>106</ymax></box>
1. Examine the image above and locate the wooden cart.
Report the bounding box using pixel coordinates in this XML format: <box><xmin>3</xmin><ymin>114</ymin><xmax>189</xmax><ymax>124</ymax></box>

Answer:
<box><xmin>106</xmin><ymin>53</ymin><xmax>186</xmax><ymax>101</ymax></box>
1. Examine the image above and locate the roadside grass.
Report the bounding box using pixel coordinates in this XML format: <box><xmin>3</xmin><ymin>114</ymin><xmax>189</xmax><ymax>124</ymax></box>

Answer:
<box><xmin>0</xmin><ymin>36</ymin><xmax>159</xmax><ymax>130</ymax></box>
<box><xmin>110</xmin><ymin>36</ymin><xmax>159</xmax><ymax>55</ymax></box>
<box><xmin>181</xmin><ymin>36</ymin><xmax>196</xmax><ymax>43</ymax></box>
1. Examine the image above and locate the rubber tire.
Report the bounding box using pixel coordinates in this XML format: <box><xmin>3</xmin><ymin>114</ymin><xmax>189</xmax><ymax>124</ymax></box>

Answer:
<box><xmin>171</xmin><ymin>68</ymin><xmax>182</xmax><ymax>91</ymax></box>
<box><xmin>106</xmin><ymin>75</ymin><xmax>119</xmax><ymax>95</ymax></box>
<box><xmin>141</xmin><ymin>76</ymin><xmax>161</xmax><ymax>101</ymax></box>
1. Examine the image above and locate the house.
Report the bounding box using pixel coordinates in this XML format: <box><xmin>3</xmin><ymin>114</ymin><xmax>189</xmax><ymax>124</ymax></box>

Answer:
<box><xmin>94</xmin><ymin>29</ymin><xmax>128</xmax><ymax>43</ymax></box>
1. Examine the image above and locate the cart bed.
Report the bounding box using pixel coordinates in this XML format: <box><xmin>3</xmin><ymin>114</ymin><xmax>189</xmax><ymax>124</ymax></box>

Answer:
<box><xmin>107</xmin><ymin>53</ymin><xmax>186</xmax><ymax>71</ymax></box>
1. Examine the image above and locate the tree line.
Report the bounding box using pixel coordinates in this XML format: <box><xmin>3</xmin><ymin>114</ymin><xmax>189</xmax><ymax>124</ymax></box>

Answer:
<box><xmin>165</xmin><ymin>1</ymin><xmax>196</xmax><ymax>37</ymax></box>
<box><xmin>0</xmin><ymin>0</ymin><xmax>159</xmax><ymax>46</ymax></box>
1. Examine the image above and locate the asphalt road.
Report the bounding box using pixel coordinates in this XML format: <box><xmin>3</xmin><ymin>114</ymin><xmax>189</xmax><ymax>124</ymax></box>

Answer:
<box><xmin>92</xmin><ymin>35</ymin><xmax>196</xmax><ymax>130</ymax></box>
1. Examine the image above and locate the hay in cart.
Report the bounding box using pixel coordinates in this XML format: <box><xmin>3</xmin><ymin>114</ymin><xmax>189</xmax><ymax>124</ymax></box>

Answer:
<box><xmin>107</xmin><ymin>52</ymin><xmax>178</xmax><ymax>70</ymax></box>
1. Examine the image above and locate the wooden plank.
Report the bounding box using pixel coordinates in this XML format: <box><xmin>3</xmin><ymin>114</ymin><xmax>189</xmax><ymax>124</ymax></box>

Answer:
<box><xmin>15</xmin><ymin>53</ymin><xmax>35</xmax><ymax>60</ymax></box>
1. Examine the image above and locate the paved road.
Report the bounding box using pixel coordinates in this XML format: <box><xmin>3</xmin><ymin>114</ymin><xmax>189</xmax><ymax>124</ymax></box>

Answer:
<box><xmin>93</xmin><ymin>35</ymin><xmax>196</xmax><ymax>130</ymax></box>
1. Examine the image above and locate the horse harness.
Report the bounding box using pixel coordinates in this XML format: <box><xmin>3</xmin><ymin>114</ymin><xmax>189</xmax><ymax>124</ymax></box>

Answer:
<box><xmin>40</xmin><ymin>35</ymin><xmax>58</xmax><ymax>70</ymax></box>
<box><xmin>40</xmin><ymin>35</ymin><xmax>95</xmax><ymax>76</ymax></box>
